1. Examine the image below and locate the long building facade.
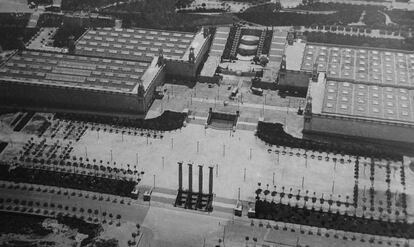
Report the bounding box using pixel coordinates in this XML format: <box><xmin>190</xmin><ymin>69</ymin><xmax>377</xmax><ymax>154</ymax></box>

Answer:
<box><xmin>0</xmin><ymin>26</ymin><xmax>212</xmax><ymax>117</ymax></box>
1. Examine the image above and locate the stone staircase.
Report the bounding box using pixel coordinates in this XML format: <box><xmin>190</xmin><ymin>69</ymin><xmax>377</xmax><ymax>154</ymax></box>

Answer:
<box><xmin>26</xmin><ymin>10</ymin><xmax>41</xmax><ymax>28</ymax></box>
<box><xmin>256</xmin><ymin>30</ymin><xmax>266</xmax><ymax>57</ymax></box>
<box><xmin>230</xmin><ymin>27</ymin><xmax>242</xmax><ymax>58</ymax></box>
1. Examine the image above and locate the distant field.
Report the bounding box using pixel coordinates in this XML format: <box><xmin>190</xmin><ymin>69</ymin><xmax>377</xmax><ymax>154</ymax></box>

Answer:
<box><xmin>0</xmin><ymin>0</ymin><xmax>33</xmax><ymax>12</ymax></box>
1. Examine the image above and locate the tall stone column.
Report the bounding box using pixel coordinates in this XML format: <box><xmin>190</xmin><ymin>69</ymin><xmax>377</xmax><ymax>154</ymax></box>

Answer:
<box><xmin>198</xmin><ymin>165</ymin><xmax>203</xmax><ymax>194</ymax></box>
<box><xmin>188</xmin><ymin>163</ymin><xmax>193</xmax><ymax>192</ymax></box>
<box><xmin>209</xmin><ymin>166</ymin><xmax>213</xmax><ymax>195</ymax></box>
<box><xmin>178</xmin><ymin>162</ymin><xmax>183</xmax><ymax>191</ymax></box>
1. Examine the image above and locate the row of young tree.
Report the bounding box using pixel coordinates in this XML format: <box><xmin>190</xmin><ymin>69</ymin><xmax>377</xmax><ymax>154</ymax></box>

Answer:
<box><xmin>0</xmin><ymin>165</ymin><xmax>137</xmax><ymax>197</ymax></box>
<box><xmin>254</xmin><ymin>199</ymin><xmax>413</xmax><ymax>238</ymax></box>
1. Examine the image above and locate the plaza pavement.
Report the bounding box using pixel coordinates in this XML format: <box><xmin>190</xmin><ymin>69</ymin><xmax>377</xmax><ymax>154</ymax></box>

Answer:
<box><xmin>1</xmin><ymin>110</ymin><xmax>412</xmax><ymax>224</ymax></box>
<box><xmin>147</xmin><ymin>82</ymin><xmax>305</xmax><ymax>136</ymax></box>
<box><xmin>1</xmin><ymin>112</ymin><xmax>414</xmax><ymax>246</ymax></box>
<box><xmin>69</xmin><ymin>121</ymin><xmax>411</xmax><ymax>223</ymax></box>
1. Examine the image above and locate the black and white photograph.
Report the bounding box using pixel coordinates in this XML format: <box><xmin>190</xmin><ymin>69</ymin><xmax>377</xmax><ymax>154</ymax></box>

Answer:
<box><xmin>0</xmin><ymin>0</ymin><xmax>413</xmax><ymax>246</ymax></box>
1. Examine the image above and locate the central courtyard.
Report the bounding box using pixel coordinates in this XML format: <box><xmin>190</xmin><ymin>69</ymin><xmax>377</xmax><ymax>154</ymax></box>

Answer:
<box><xmin>67</xmin><ymin>121</ymin><xmax>412</xmax><ymax>223</ymax></box>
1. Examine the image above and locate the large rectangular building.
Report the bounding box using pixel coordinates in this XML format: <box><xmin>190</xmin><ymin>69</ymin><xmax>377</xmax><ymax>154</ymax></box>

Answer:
<box><xmin>76</xmin><ymin>27</ymin><xmax>211</xmax><ymax>79</ymax></box>
<box><xmin>0</xmin><ymin>50</ymin><xmax>164</xmax><ymax>116</ymax></box>
<box><xmin>0</xmin><ymin>27</ymin><xmax>212</xmax><ymax>116</ymax></box>
<box><xmin>301</xmin><ymin>44</ymin><xmax>414</xmax><ymax>86</ymax></box>
<box><xmin>303</xmin><ymin>43</ymin><xmax>414</xmax><ymax>144</ymax></box>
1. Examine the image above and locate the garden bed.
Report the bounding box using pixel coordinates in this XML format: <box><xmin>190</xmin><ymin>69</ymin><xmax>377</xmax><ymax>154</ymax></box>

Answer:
<box><xmin>221</xmin><ymin>26</ymin><xmax>237</xmax><ymax>60</ymax></box>
<box><xmin>0</xmin><ymin>212</ymin><xmax>102</xmax><ymax>247</ymax></box>
<box><xmin>254</xmin><ymin>199</ymin><xmax>413</xmax><ymax>238</ymax></box>
<box><xmin>256</xmin><ymin>121</ymin><xmax>401</xmax><ymax>160</ymax></box>
<box><xmin>56</xmin><ymin>215</ymin><xmax>102</xmax><ymax>246</ymax></box>
<box><xmin>0</xmin><ymin>211</ymin><xmax>52</xmax><ymax>236</ymax></box>
<box><xmin>13</xmin><ymin>112</ymin><xmax>35</xmax><ymax>132</ymax></box>
<box><xmin>0</xmin><ymin>165</ymin><xmax>137</xmax><ymax>197</ymax></box>
<box><xmin>55</xmin><ymin>110</ymin><xmax>187</xmax><ymax>131</ymax></box>
<box><xmin>0</xmin><ymin>27</ymin><xmax>39</xmax><ymax>50</ymax></box>
<box><xmin>0</xmin><ymin>142</ymin><xmax>8</xmax><ymax>155</ymax></box>
<box><xmin>261</xmin><ymin>29</ymin><xmax>273</xmax><ymax>55</ymax></box>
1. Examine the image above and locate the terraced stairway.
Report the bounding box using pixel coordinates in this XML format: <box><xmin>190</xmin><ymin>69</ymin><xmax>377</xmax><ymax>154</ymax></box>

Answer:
<box><xmin>230</xmin><ymin>27</ymin><xmax>242</xmax><ymax>58</ymax></box>
<box><xmin>26</xmin><ymin>10</ymin><xmax>41</xmax><ymax>28</ymax></box>
<box><xmin>256</xmin><ymin>30</ymin><xmax>266</xmax><ymax>57</ymax></box>
<box><xmin>207</xmin><ymin>111</ymin><xmax>238</xmax><ymax>131</ymax></box>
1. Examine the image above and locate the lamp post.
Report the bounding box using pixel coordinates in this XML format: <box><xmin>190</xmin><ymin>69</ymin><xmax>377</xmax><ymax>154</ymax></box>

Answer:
<box><xmin>262</xmin><ymin>97</ymin><xmax>265</xmax><ymax>118</ymax></box>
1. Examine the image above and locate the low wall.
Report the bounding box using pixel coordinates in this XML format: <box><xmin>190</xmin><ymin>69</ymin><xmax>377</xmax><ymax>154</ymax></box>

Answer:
<box><xmin>199</xmin><ymin>75</ymin><xmax>221</xmax><ymax>84</ymax></box>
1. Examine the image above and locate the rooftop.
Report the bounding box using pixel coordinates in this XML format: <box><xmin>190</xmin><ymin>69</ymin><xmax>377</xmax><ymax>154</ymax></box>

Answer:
<box><xmin>301</xmin><ymin>44</ymin><xmax>414</xmax><ymax>88</ymax></box>
<box><xmin>321</xmin><ymin>80</ymin><xmax>414</xmax><ymax>124</ymax></box>
<box><xmin>76</xmin><ymin>27</ymin><xmax>196</xmax><ymax>62</ymax></box>
<box><xmin>0</xmin><ymin>50</ymin><xmax>152</xmax><ymax>93</ymax></box>
<box><xmin>285</xmin><ymin>41</ymin><xmax>306</xmax><ymax>71</ymax></box>
<box><xmin>279</xmin><ymin>70</ymin><xmax>310</xmax><ymax>89</ymax></box>
<box><xmin>262</xmin><ymin>29</ymin><xmax>287</xmax><ymax>83</ymax></box>
<box><xmin>268</xmin><ymin>30</ymin><xmax>287</xmax><ymax>63</ymax></box>
<box><xmin>200</xmin><ymin>27</ymin><xmax>230</xmax><ymax>78</ymax></box>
